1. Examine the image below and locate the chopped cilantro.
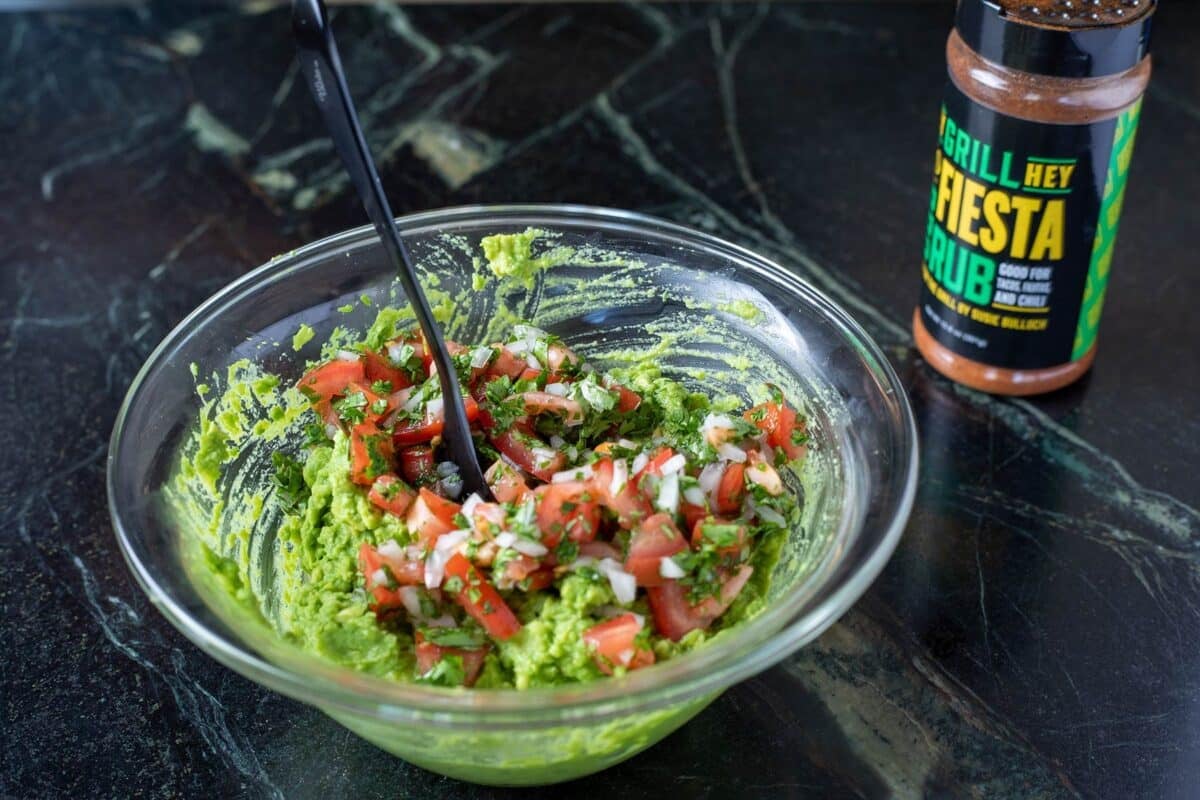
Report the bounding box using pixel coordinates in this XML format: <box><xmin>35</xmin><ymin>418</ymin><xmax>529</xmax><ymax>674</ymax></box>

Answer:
<box><xmin>271</xmin><ymin>452</ymin><xmax>308</xmax><ymax>511</ymax></box>
<box><xmin>333</xmin><ymin>391</ymin><xmax>368</xmax><ymax>425</ymax></box>
<box><xmin>371</xmin><ymin>379</ymin><xmax>393</xmax><ymax>395</ymax></box>
<box><xmin>416</xmin><ymin>654</ymin><xmax>466</xmax><ymax>687</ymax></box>
<box><xmin>302</xmin><ymin>421</ymin><xmax>331</xmax><ymax>447</ymax></box>
<box><xmin>419</xmin><ymin>626</ymin><xmax>486</xmax><ymax>649</ymax></box>
<box><xmin>443</xmin><ymin>576</ymin><xmax>465</xmax><ymax>595</ymax></box>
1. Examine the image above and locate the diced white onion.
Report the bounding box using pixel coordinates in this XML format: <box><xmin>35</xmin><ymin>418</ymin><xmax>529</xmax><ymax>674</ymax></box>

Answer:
<box><xmin>655</xmin><ymin>471</ymin><xmax>680</xmax><ymax>514</ymax></box>
<box><xmin>568</xmin><ymin>556</ymin><xmax>597</xmax><ymax>570</ymax></box>
<box><xmin>683</xmin><ymin>486</ymin><xmax>707</xmax><ymax>507</ymax></box>
<box><xmin>425</xmin><ymin>397</ymin><xmax>444</xmax><ymax>419</ymax></box>
<box><xmin>405</xmin><ymin>544</ymin><xmax>425</xmax><ymax>560</ymax></box>
<box><xmin>424</xmin><ymin>550</ymin><xmax>448</xmax><ymax>589</ymax></box>
<box><xmin>426</xmin><ymin>613</ymin><xmax>457</xmax><ymax>628</ymax></box>
<box><xmin>402</xmin><ymin>390</ymin><xmax>423</xmax><ymax>412</ymax></box>
<box><xmin>617</xmin><ymin>438</ymin><xmax>638</xmax><ymax>450</ymax></box>
<box><xmin>698</xmin><ymin>462</ymin><xmax>726</xmax><ymax>494</ymax></box>
<box><xmin>495</xmin><ymin>531</ymin><xmax>517</xmax><ymax>548</ymax></box>
<box><xmin>718</xmin><ymin>443</ymin><xmax>748</xmax><ymax>463</ymax></box>
<box><xmin>506</xmin><ymin>339</ymin><xmax>530</xmax><ymax>355</ymax></box>
<box><xmin>760</xmin><ymin>438</ymin><xmax>776</xmax><ymax>466</ymax></box>
<box><xmin>377</xmin><ymin>539</ymin><xmax>405</xmax><ymax>560</ymax></box>
<box><xmin>551</xmin><ymin>465</ymin><xmax>593</xmax><ymax>484</ymax></box>
<box><xmin>700</xmin><ymin>413</ymin><xmax>735</xmax><ymax>436</ymax></box>
<box><xmin>526</xmin><ymin>354</ymin><xmax>541</xmax><ymax>369</ymax></box>
<box><xmin>336</xmin><ymin>349</ymin><xmax>359</xmax><ymax>362</ymax></box>
<box><xmin>512</xmin><ymin>539</ymin><xmax>549</xmax><ymax>557</ymax></box>
<box><xmin>512</xmin><ymin>323</ymin><xmax>548</xmax><ymax>341</ymax></box>
<box><xmin>545</xmin><ymin>382</ymin><xmax>569</xmax><ymax>397</ymax></box>
<box><xmin>617</xmin><ymin>649</ymin><xmax>634</xmax><ymax>666</ymax></box>
<box><xmin>549</xmin><ymin>435</ymin><xmax>566</xmax><ymax>448</ymax></box>
<box><xmin>531</xmin><ymin>446</ymin><xmax>560</xmax><ymax>470</ymax></box>
<box><xmin>660</xmin><ymin>454</ymin><xmax>687</xmax><ymax>475</ymax></box>
<box><xmin>460</xmin><ymin>493</ymin><xmax>483</xmax><ymax>520</ymax></box>
<box><xmin>398</xmin><ymin>586</ymin><xmax>423</xmax><ymax>617</ymax></box>
<box><xmin>610</xmin><ymin>458</ymin><xmax>629</xmax><ymax>495</ymax></box>
<box><xmin>659</xmin><ymin>556</ymin><xmax>686</xmax><ymax>579</ymax></box>
<box><xmin>598</xmin><ymin>558</ymin><xmax>637</xmax><ymax>605</ymax></box>
<box><xmin>370</xmin><ymin>568</ymin><xmax>389</xmax><ymax>586</ymax></box>
<box><xmin>755</xmin><ymin>503</ymin><xmax>787</xmax><ymax>527</ymax></box>
<box><xmin>324</xmin><ymin>423</ymin><xmax>340</xmax><ymax>439</ymax></box>
<box><xmin>631</xmin><ymin>452</ymin><xmax>649</xmax><ymax>476</ymax></box>
<box><xmin>469</xmin><ymin>346</ymin><xmax>493</xmax><ymax>369</ymax></box>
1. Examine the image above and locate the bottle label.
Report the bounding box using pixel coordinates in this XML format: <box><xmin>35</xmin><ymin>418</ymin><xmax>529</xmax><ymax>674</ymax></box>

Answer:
<box><xmin>918</xmin><ymin>81</ymin><xmax>1141</xmax><ymax>370</ymax></box>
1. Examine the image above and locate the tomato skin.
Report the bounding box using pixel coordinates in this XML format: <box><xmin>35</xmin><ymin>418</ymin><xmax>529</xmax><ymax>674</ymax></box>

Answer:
<box><xmin>391</xmin><ymin>395</ymin><xmax>481</xmax><ymax>447</ymax></box>
<box><xmin>349</xmin><ymin>422</ymin><xmax>394</xmax><ymax>486</ymax></box>
<box><xmin>297</xmin><ymin>359</ymin><xmax>366</xmax><ymax>404</ymax></box>
<box><xmin>406</xmin><ymin>488</ymin><xmax>460</xmax><ymax>547</ymax></box>
<box><xmin>491</xmin><ymin>424</ymin><xmax>566</xmax><ymax>482</ymax></box>
<box><xmin>368</xmin><ymin>474</ymin><xmax>416</xmax><ymax>517</ymax></box>
<box><xmin>583</xmin><ymin>613</ymin><xmax>654</xmax><ymax>675</ymax></box>
<box><xmin>521</xmin><ymin>391</ymin><xmax>582</xmax><ymax>424</ymax></box>
<box><xmin>414</xmin><ymin>631</ymin><xmax>489</xmax><ymax>687</ymax></box>
<box><xmin>398</xmin><ymin>445</ymin><xmax>436</xmax><ymax>486</ymax></box>
<box><xmin>714</xmin><ymin>462</ymin><xmax>746</xmax><ymax>515</ymax></box>
<box><xmin>443</xmin><ymin>553</ymin><xmax>521</xmax><ymax>640</ymax></box>
<box><xmin>362</xmin><ymin>349</ymin><xmax>413</xmax><ymax>390</ymax></box>
<box><xmin>522</xmin><ymin>566</ymin><xmax>555</xmax><ymax>592</ymax></box>
<box><xmin>533</xmin><ymin>481</ymin><xmax>602</xmax><ymax>548</ymax></box>
<box><xmin>624</xmin><ymin>513</ymin><xmax>688</xmax><ymax>586</ymax></box>
<box><xmin>745</xmin><ymin>401</ymin><xmax>806</xmax><ymax>461</ymax></box>
<box><xmin>646</xmin><ymin>566</ymin><xmax>754</xmax><ymax>641</ymax></box>
<box><xmin>485</xmin><ymin>459</ymin><xmax>530</xmax><ymax>503</ymax></box>
<box><xmin>590</xmin><ymin>458</ymin><xmax>653</xmax><ymax>529</ymax></box>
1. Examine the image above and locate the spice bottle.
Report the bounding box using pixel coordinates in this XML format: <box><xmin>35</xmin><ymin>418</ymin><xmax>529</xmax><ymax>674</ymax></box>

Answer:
<box><xmin>913</xmin><ymin>0</ymin><xmax>1154</xmax><ymax>395</ymax></box>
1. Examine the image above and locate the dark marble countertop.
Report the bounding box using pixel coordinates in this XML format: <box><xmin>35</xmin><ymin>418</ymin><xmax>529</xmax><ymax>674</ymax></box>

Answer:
<box><xmin>4</xmin><ymin>2</ymin><xmax>1198</xmax><ymax>798</ymax></box>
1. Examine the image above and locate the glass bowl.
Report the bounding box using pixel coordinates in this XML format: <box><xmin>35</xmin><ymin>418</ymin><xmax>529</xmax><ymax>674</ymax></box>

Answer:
<box><xmin>108</xmin><ymin>205</ymin><xmax>917</xmax><ymax>786</ymax></box>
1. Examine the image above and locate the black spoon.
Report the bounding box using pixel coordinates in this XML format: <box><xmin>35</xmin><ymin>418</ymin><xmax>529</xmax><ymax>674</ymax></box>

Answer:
<box><xmin>291</xmin><ymin>0</ymin><xmax>491</xmax><ymax>500</ymax></box>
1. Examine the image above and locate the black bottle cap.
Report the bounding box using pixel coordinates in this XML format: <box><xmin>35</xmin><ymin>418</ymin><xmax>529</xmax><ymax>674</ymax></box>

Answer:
<box><xmin>955</xmin><ymin>0</ymin><xmax>1154</xmax><ymax>78</ymax></box>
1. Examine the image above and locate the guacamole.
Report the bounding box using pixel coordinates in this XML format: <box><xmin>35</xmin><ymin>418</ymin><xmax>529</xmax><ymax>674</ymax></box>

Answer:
<box><xmin>173</xmin><ymin>239</ymin><xmax>810</xmax><ymax>692</ymax></box>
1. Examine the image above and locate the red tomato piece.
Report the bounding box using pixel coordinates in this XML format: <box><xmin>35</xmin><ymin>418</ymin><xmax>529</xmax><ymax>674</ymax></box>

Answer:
<box><xmin>646</xmin><ymin>566</ymin><xmax>754</xmax><ymax>641</ymax></box>
<box><xmin>745</xmin><ymin>401</ymin><xmax>807</xmax><ymax>461</ymax></box>
<box><xmin>714</xmin><ymin>462</ymin><xmax>746</xmax><ymax>515</ymax></box>
<box><xmin>522</xmin><ymin>566</ymin><xmax>555</xmax><ymax>592</ymax></box>
<box><xmin>443</xmin><ymin>553</ymin><xmax>521</xmax><ymax>640</ymax></box>
<box><xmin>590</xmin><ymin>458</ymin><xmax>654</xmax><ymax>529</ymax></box>
<box><xmin>414</xmin><ymin>632</ymin><xmax>489</xmax><ymax>687</ymax></box>
<box><xmin>533</xmin><ymin>481</ymin><xmax>602</xmax><ymax>548</ymax></box>
<box><xmin>624</xmin><ymin>513</ymin><xmax>688</xmax><ymax>586</ymax></box>
<box><xmin>362</xmin><ymin>349</ymin><xmax>413</xmax><ymax>390</ymax></box>
<box><xmin>349</xmin><ymin>422</ymin><xmax>394</xmax><ymax>486</ymax></box>
<box><xmin>406</xmin><ymin>487</ymin><xmax>460</xmax><ymax>547</ymax></box>
<box><xmin>680</xmin><ymin>500</ymin><xmax>708</xmax><ymax>531</ymax></box>
<box><xmin>485</xmin><ymin>459</ymin><xmax>530</xmax><ymax>503</ymax></box>
<box><xmin>470</xmin><ymin>501</ymin><xmax>508</xmax><ymax>537</ymax></box>
<box><xmin>391</xmin><ymin>395</ymin><xmax>480</xmax><ymax>447</ymax></box>
<box><xmin>612</xmin><ymin>383</ymin><xmax>642</xmax><ymax>413</ymax></box>
<box><xmin>398</xmin><ymin>445</ymin><xmax>436</xmax><ymax>486</ymax></box>
<box><xmin>486</xmin><ymin>346</ymin><xmax>527</xmax><ymax>380</ymax></box>
<box><xmin>491</xmin><ymin>424</ymin><xmax>565</xmax><ymax>482</ymax></box>
<box><xmin>579</xmin><ymin>541</ymin><xmax>623</xmax><ymax>561</ymax></box>
<box><xmin>634</xmin><ymin>446</ymin><xmax>675</xmax><ymax>484</ymax></box>
<box><xmin>358</xmin><ymin>542</ymin><xmax>423</xmax><ymax>613</ymax></box>
<box><xmin>296</xmin><ymin>359</ymin><xmax>365</xmax><ymax>406</ymax></box>
<box><xmin>368</xmin><ymin>474</ymin><xmax>416</xmax><ymax>517</ymax></box>
<box><xmin>521</xmin><ymin>391</ymin><xmax>582</xmax><ymax>424</ymax></box>
<box><xmin>582</xmin><ymin>613</ymin><xmax>654</xmax><ymax>675</ymax></box>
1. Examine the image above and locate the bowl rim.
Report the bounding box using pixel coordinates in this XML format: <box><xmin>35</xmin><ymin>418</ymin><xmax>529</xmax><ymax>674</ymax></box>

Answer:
<box><xmin>108</xmin><ymin>203</ymin><xmax>917</xmax><ymax>727</ymax></box>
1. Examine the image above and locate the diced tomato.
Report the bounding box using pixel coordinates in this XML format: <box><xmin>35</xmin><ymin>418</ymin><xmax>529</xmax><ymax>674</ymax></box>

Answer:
<box><xmin>414</xmin><ymin>631</ymin><xmax>489</xmax><ymax>687</ymax></box>
<box><xmin>689</xmin><ymin>517</ymin><xmax>748</xmax><ymax>559</ymax></box>
<box><xmin>346</xmin><ymin>381</ymin><xmax>394</xmax><ymax>423</ymax></box>
<box><xmin>443</xmin><ymin>553</ymin><xmax>521</xmax><ymax>640</ymax></box>
<box><xmin>521</xmin><ymin>391</ymin><xmax>582</xmax><ymax>424</ymax></box>
<box><xmin>485</xmin><ymin>459</ymin><xmax>530</xmax><ymax>503</ymax></box>
<box><xmin>680</xmin><ymin>500</ymin><xmax>708</xmax><ymax>531</ymax></box>
<box><xmin>502</xmin><ymin>554</ymin><xmax>543</xmax><ymax>586</ymax></box>
<box><xmin>398</xmin><ymin>445</ymin><xmax>436</xmax><ymax>486</ymax></box>
<box><xmin>518</xmin><ymin>367</ymin><xmax>544</xmax><ymax>383</ymax></box>
<box><xmin>491</xmin><ymin>423</ymin><xmax>565</xmax><ymax>482</ymax></box>
<box><xmin>647</xmin><ymin>566</ymin><xmax>754</xmax><ymax>641</ymax></box>
<box><xmin>358</xmin><ymin>541</ymin><xmax>423</xmax><ymax>613</ymax></box>
<box><xmin>634</xmin><ymin>446</ymin><xmax>675</xmax><ymax>484</ymax></box>
<box><xmin>470</xmin><ymin>501</ymin><xmax>507</xmax><ymax>537</ymax></box>
<box><xmin>406</xmin><ymin>487</ymin><xmax>460</xmax><ymax>547</ymax></box>
<box><xmin>714</xmin><ymin>462</ymin><xmax>746</xmax><ymax>515</ymax></box>
<box><xmin>546</xmin><ymin>342</ymin><xmax>579</xmax><ymax>373</ymax></box>
<box><xmin>532</xmin><ymin>481</ymin><xmax>602</xmax><ymax>548</ymax></box>
<box><xmin>745</xmin><ymin>401</ymin><xmax>807</xmax><ymax>461</ymax></box>
<box><xmin>296</xmin><ymin>359</ymin><xmax>365</xmax><ymax>412</ymax></box>
<box><xmin>583</xmin><ymin>613</ymin><xmax>654</xmax><ymax>675</ymax></box>
<box><xmin>521</xmin><ymin>566</ymin><xmax>555</xmax><ymax>592</ymax></box>
<box><xmin>349</xmin><ymin>422</ymin><xmax>393</xmax><ymax>486</ymax></box>
<box><xmin>612</xmin><ymin>383</ymin><xmax>642</xmax><ymax>413</ymax></box>
<box><xmin>486</xmin><ymin>346</ymin><xmax>527</xmax><ymax>380</ymax></box>
<box><xmin>624</xmin><ymin>513</ymin><xmax>688</xmax><ymax>586</ymax></box>
<box><xmin>392</xmin><ymin>394</ymin><xmax>481</xmax><ymax>447</ymax></box>
<box><xmin>518</xmin><ymin>367</ymin><xmax>568</xmax><ymax>385</ymax></box>
<box><xmin>362</xmin><ymin>349</ymin><xmax>413</xmax><ymax>390</ymax></box>
<box><xmin>368</xmin><ymin>474</ymin><xmax>416</xmax><ymax>516</ymax></box>
<box><xmin>590</xmin><ymin>458</ymin><xmax>653</xmax><ymax>529</ymax></box>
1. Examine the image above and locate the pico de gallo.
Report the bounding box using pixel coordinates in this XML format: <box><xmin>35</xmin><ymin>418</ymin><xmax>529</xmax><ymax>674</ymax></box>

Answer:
<box><xmin>280</xmin><ymin>323</ymin><xmax>808</xmax><ymax>687</ymax></box>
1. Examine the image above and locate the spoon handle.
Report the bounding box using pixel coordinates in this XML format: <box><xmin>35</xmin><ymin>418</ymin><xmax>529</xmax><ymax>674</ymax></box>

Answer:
<box><xmin>292</xmin><ymin>0</ymin><xmax>490</xmax><ymax>498</ymax></box>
